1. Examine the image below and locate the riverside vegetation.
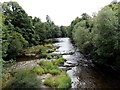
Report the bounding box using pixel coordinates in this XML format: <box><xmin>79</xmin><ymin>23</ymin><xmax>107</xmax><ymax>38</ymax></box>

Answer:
<box><xmin>1</xmin><ymin>0</ymin><xmax>120</xmax><ymax>89</ymax></box>
<box><xmin>2</xmin><ymin>45</ymin><xmax>71</xmax><ymax>88</ymax></box>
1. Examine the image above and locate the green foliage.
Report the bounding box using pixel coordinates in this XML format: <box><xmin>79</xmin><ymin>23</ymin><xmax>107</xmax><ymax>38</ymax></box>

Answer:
<box><xmin>54</xmin><ymin>72</ymin><xmax>71</xmax><ymax>88</ymax></box>
<box><xmin>69</xmin><ymin>3</ymin><xmax>119</xmax><ymax>66</ymax></box>
<box><xmin>92</xmin><ymin>6</ymin><xmax>118</xmax><ymax>64</ymax></box>
<box><xmin>6</xmin><ymin>69</ymin><xmax>41</xmax><ymax>88</ymax></box>
<box><xmin>7</xmin><ymin>32</ymin><xmax>28</xmax><ymax>58</ymax></box>
<box><xmin>49</xmin><ymin>69</ymin><xmax>61</xmax><ymax>75</ymax></box>
<box><xmin>2</xmin><ymin>59</ymin><xmax>16</xmax><ymax>68</ymax></box>
<box><xmin>44</xmin><ymin>72</ymin><xmax>71</xmax><ymax>88</ymax></box>
<box><xmin>43</xmin><ymin>75</ymin><xmax>55</xmax><ymax>87</ymax></box>
<box><xmin>2</xmin><ymin>1</ymin><xmax>67</xmax><ymax>60</ymax></box>
<box><xmin>39</xmin><ymin>60</ymin><xmax>58</xmax><ymax>70</ymax></box>
<box><xmin>39</xmin><ymin>60</ymin><xmax>62</xmax><ymax>75</ymax></box>
<box><xmin>51</xmin><ymin>57</ymin><xmax>65</xmax><ymax>65</ymax></box>
<box><xmin>47</xmin><ymin>49</ymin><xmax>54</xmax><ymax>53</ymax></box>
<box><xmin>31</xmin><ymin>66</ymin><xmax>45</xmax><ymax>75</ymax></box>
<box><xmin>46</xmin><ymin>55</ymin><xmax>53</xmax><ymax>59</ymax></box>
<box><xmin>2</xmin><ymin>72</ymin><xmax>11</xmax><ymax>88</ymax></box>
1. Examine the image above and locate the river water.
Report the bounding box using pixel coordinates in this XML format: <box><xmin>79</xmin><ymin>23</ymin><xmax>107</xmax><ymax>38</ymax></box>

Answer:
<box><xmin>53</xmin><ymin>38</ymin><xmax>120</xmax><ymax>89</ymax></box>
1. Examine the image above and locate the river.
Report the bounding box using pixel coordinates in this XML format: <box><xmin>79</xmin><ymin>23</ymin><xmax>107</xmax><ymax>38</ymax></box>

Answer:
<box><xmin>53</xmin><ymin>38</ymin><xmax>120</xmax><ymax>89</ymax></box>
<box><xmin>13</xmin><ymin>37</ymin><xmax>120</xmax><ymax>89</ymax></box>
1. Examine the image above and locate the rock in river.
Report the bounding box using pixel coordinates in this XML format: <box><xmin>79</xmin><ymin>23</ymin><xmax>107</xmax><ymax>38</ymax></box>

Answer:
<box><xmin>64</xmin><ymin>60</ymin><xmax>79</xmax><ymax>67</ymax></box>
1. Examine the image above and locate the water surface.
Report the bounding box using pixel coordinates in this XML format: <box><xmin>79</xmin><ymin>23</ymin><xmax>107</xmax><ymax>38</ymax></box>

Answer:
<box><xmin>53</xmin><ymin>38</ymin><xmax>120</xmax><ymax>88</ymax></box>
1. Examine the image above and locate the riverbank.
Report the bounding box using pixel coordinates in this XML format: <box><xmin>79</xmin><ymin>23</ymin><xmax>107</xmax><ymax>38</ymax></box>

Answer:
<box><xmin>2</xmin><ymin>37</ymin><xmax>120</xmax><ymax>89</ymax></box>
<box><xmin>2</xmin><ymin>40</ymin><xmax>72</xmax><ymax>89</ymax></box>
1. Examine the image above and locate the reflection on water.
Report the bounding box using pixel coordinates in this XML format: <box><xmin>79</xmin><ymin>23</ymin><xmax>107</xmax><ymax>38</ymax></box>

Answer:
<box><xmin>54</xmin><ymin>38</ymin><xmax>120</xmax><ymax>88</ymax></box>
<box><xmin>16</xmin><ymin>56</ymin><xmax>40</xmax><ymax>62</ymax></box>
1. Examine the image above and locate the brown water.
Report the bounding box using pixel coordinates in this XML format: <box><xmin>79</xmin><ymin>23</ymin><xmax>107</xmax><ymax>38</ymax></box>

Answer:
<box><xmin>53</xmin><ymin>38</ymin><xmax>120</xmax><ymax>89</ymax></box>
<box><xmin>16</xmin><ymin>56</ymin><xmax>39</xmax><ymax>62</ymax></box>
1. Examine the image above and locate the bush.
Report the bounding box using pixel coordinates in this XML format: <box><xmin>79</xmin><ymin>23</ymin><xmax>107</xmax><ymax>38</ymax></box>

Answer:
<box><xmin>7</xmin><ymin>69</ymin><xmax>41</xmax><ymax>88</ymax></box>
<box><xmin>51</xmin><ymin>57</ymin><xmax>65</xmax><ymax>65</ymax></box>
<box><xmin>49</xmin><ymin>69</ymin><xmax>61</xmax><ymax>75</ymax></box>
<box><xmin>44</xmin><ymin>44</ymin><xmax>53</xmax><ymax>47</ymax></box>
<box><xmin>54</xmin><ymin>72</ymin><xmax>71</xmax><ymax>88</ymax></box>
<box><xmin>46</xmin><ymin>55</ymin><xmax>53</xmax><ymax>59</ymax></box>
<box><xmin>56</xmin><ymin>55</ymin><xmax>62</xmax><ymax>59</ymax></box>
<box><xmin>39</xmin><ymin>61</ymin><xmax>58</xmax><ymax>70</ymax></box>
<box><xmin>39</xmin><ymin>60</ymin><xmax>62</xmax><ymax>75</ymax></box>
<box><xmin>2</xmin><ymin>73</ymin><xmax>11</xmax><ymax>88</ymax></box>
<box><xmin>31</xmin><ymin>66</ymin><xmax>45</xmax><ymax>75</ymax></box>
<box><xmin>44</xmin><ymin>72</ymin><xmax>71</xmax><ymax>88</ymax></box>
<box><xmin>3</xmin><ymin>59</ymin><xmax>16</xmax><ymax>68</ymax></box>
<box><xmin>39</xmin><ymin>53</ymin><xmax>47</xmax><ymax>58</ymax></box>
<box><xmin>38</xmin><ymin>48</ymin><xmax>47</xmax><ymax>58</ymax></box>
<box><xmin>43</xmin><ymin>75</ymin><xmax>55</xmax><ymax>87</ymax></box>
<box><xmin>47</xmin><ymin>49</ymin><xmax>54</xmax><ymax>53</ymax></box>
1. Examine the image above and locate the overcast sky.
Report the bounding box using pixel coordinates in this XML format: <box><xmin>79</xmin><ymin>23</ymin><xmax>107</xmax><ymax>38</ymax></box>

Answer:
<box><xmin>1</xmin><ymin>0</ymin><xmax>119</xmax><ymax>26</ymax></box>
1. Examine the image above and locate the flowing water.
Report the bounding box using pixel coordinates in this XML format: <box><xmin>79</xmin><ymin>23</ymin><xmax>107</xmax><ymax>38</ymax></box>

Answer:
<box><xmin>53</xmin><ymin>38</ymin><xmax>120</xmax><ymax>89</ymax></box>
<box><xmin>13</xmin><ymin>37</ymin><xmax>120</xmax><ymax>89</ymax></box>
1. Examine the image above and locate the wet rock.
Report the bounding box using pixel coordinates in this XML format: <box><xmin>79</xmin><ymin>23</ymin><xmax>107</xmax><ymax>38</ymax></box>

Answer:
<box><xmin>38</xmin><ymin>73</ymin><xmax>51</xmax><ymax>80</ymax></box>
<box><xmin>64</xmin><ymin>61</ymin><xmax>79</xmax><ymax>67</ymax></box>
<box><xmin>25</xmin><ymin>54</ymin><xmax>36</xmax><ymax>57</ymax></box>
<box><xmin>59</xmin><ymin>66</ymin><xmax>72</xmax><ymax>71</ymax></box>
<box><xmin>83</xmin><ymin>64</ymin><xmax>88</xmax><ymax>67</ymax></box>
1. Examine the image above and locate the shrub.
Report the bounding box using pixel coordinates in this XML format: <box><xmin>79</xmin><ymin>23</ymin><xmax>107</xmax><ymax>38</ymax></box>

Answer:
<box><xmin>54</xmin><ymin>72</ymin><xmax>71</xmax><ymax>88</ymax></box>
<box><xmin>44</xmin><ymin>44</ymin><xmax>53</xmax><ymax>47</ymax></box>
<box><xmin>39</xmin><ymin>53</ymin><xmax>47</xmax><ymax>58</ymax></box>
<box><xmin>38</xmin><ymin>48</ymin><xmax>47</xmax><ymax>58</ymax></box>
<box><xmin>47</xmin><ymin>49</ymin><xmax>54</xmax><ymax>53</ymax></box>
<box><xmin>49</xmin><ymin>69</ymin><xmax>61</xmax><ymax>75</ymax></box>
<box><xmin>39</xmin><ymin>61</ymin><xmax>58</xmax><ymax>70</ymax></box>
<box><xmin>43</xmin><ymin>72</ymin><xmax>71</xmax><ymax>88</ymax></box>
<box><xmin>2</xmin><ymin>73</ymin><xmax>11</xmax><ymax>88</ymax></box>
<box><xmin>7</xmin><ymin>69</ymin><xmax>41</xmax><ymax>88</ymax></box>
<box><xmin>46</xmin><ymin>55</ymin><xmax>53</xmax><ymax>59</ymax></box>
<box><xmin>58</xmin><ymin>57</ymin><xmax>66</xmax><ymax>64</ymax></box>
<box><xmin>43</xmin><ymin>75</ymin><xmax>55</xmax><ymax>87</ymax></box>
<box><xmin>2</xmin><ymin>59</ymin><xmax>16</xmax><ymax>68</ymax></box>
<box><xmin>56</xmin><ymin>55</ymin><xmax>62</xmax><ymax>59</ymax></box>
<box><xmin>51</xmin><ymin>57</ymin><xmax>65</xmax><ymax>65</ymax></box>
<box><xmin>31</xmin><ymin>66</ymin><xmax>45</xmax><ymax>75</ymax></box>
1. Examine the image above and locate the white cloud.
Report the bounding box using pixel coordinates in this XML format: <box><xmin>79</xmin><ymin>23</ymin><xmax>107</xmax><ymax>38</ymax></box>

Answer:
<box><xmin>0</xmin><ymin>0</ymin><xmax>118</xmax><ymax>26</ymax></box>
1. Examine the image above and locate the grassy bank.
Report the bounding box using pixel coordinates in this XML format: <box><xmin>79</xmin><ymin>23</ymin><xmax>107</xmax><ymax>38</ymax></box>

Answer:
<box><xmin>2</xmin><ymin>43</ymin><xmax>71</xmax><ymax>89</ymax></box>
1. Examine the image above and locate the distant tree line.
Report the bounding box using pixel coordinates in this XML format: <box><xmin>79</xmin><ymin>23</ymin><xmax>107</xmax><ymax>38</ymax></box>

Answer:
<box><xmin>1</xmin><ymin>1</ymin><xmax>68</xmax><ymax>59</ymax></box>
<box><xmin>67</xmin><ymin>2</ymin><xmax>120</xmax><ymax>67</ymax></box>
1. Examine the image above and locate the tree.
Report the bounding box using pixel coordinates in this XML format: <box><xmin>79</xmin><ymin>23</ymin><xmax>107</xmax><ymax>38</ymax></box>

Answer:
<box><xmin>7</xmin><ymin>32</ymin><xmax>28</xmax><ymax>59</ymax></box>
<box><xmin>92</xmin><ymin>7</ymin><xmax>117</xmax><ymax>64</ymax></box>
<box><xmin>2</xmin><ymin>2</ymin><xmax>34</xmax><ymax>46</ymax></box>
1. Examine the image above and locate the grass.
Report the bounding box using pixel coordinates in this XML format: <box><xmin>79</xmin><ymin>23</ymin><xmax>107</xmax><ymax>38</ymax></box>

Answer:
<box><xmin>39</xmin><ymin>60</ymin><xmax>58</xmax><ymax>70</ymax></box>
<box><xmin>2</xmin><ymin>72</ymin><xmax>11</xmax><ymax>88</ymax></box>
<box><xmin>38</xmin><ymin>60</ymin><xmax>62</xmax><ymax>75</ymax></box>
<box><xmin>44</xmin><ymin>72</ymin><xmax>71</xmax><ymax>88</ymax></box>
<box><xmin>43</xmin><ymin>75</ymin><xmax>55</xmax><ymax>87</ymax></box>
<box><xmin>49</xmin><ymin>69</ymin><xmax>61</xmax><ymax>75</ymax></box>
<box><xmin>23</xmin><ymin>44</ymin><xmax>56</xmax><ymax>55</ymax></box>
<box><xmin>6</xmin><ymin>69</ymin><xmax>41</xmax><ymax>88</ymax></box>
<box><xmin>24</xmin><ymin>45</ymin><xmax>44</xmax><ymax>54</ymax></box>
<box><xmin>2</xmin><ymin>43</ymin><xmax>71</xmax><ymax>89</ymax></box>
<box><xmin>51</xmin><ymin>55</ymin><xmax>66</xmax><ymax>65</ymax></box>
<box><xmin>31</xmin><ymin>66</ymin><xmax>45</xmax><ymax>75</ymax></box>
<box><xmin>47</xmin><ymin>49</ymin><xmax>55</xmax><ymax>53</ymax></box>
<box><xmin>46</xmin><ymin>55</ymin><xmax>53</xmax><ymax>59</ymax></box>
<box><xmin>40</xmin><ymin>57</ymin><xmax>71</xmax><ymax>88</ymax></box>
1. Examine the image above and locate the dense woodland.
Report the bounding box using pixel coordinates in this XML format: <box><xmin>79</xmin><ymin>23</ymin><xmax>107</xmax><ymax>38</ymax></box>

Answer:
<box><xmin>1</xmin><ymin>1</ymin><xmax>68</xmax><ymax>60</ymax></box>
<box><xmin>68</xmin><ymin>2</ymin><xmax>120</xmax><ymax>67</ymax></box>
